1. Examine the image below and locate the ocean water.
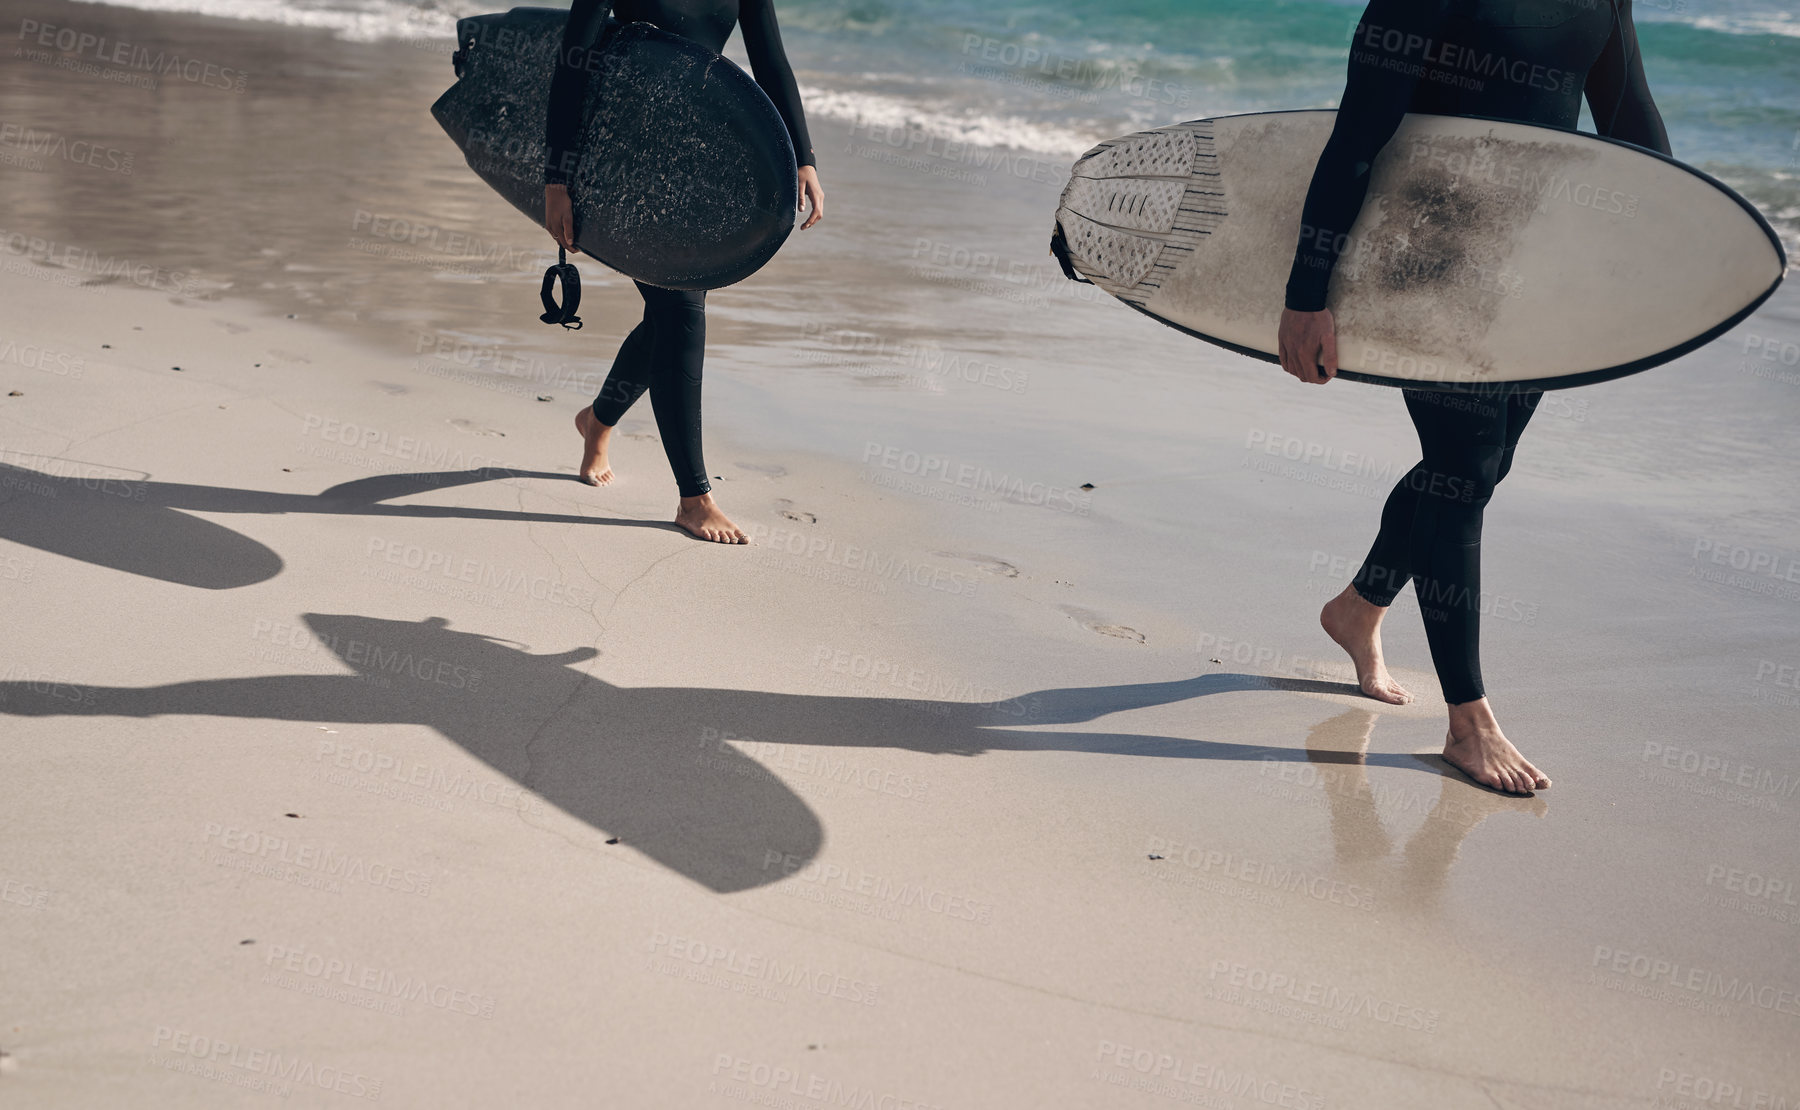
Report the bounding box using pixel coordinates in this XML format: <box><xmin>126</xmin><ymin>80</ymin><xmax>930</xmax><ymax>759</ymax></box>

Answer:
<box><xmin>61</xmin><ymin>0</ymin><xmax>1800</xmax><ymax>248</ymax></box>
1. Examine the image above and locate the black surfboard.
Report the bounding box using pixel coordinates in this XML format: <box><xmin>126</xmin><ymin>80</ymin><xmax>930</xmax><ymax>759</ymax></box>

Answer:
<box><xmin>431</xmin><ymin>7</ymin><xmax>798</xmax><ymax>291</ymax></box>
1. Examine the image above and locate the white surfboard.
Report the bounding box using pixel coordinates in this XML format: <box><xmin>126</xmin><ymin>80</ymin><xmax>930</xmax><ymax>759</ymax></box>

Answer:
<box><xmin>1051</xmin><ymin>111</ymin><xmax>1788</xmax><ymax>390</ymax></box>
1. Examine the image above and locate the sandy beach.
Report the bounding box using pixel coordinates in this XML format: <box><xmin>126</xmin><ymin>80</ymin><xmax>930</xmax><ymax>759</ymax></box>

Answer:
<box><xmin>3</xmin><ymin>0</ymin><xmax>1798</xmax><ymax>1105</ymax></box>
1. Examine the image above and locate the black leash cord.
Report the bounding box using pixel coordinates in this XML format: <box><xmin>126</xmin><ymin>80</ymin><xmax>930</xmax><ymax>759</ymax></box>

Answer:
<box><xmin>540</xmin><ymin>245</ymin><xmax>583</xmax><ymax>329</ymax></box>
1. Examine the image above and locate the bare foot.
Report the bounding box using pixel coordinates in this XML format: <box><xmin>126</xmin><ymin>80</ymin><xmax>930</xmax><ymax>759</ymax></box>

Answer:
<box><xmin>573</xmin><ymin>407</ymin><xmax>614</xmax><ymax>486</ymax></box>
<box><xmin>1442</xmin><ymin>698</ymin><xmax>1550</xmax><ymax>795</ymax></box>
<box><xmin>674</xmin><ymin>493</ymin><xmax>747</xmax><ymax>544</ymax></box>
<box><xmin>1320</xmin><ymin>584</ymin><xmax>1412</xmax><ymax>704</ymax></box>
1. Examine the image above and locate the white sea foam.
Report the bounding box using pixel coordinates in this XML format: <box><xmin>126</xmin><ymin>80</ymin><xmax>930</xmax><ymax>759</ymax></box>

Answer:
<box><xmin>1684</xmin><ymin>13</ymin><xmax>1800</xmax><ymax>39</ymax></box>
<box><xmin>63</xmin><ymin>0</ymin><xmax>459</xmax><ymax>42</ymax></box>
<box><xmin>797</xmin><ymin>83</ymin><xmax>1102</xmax><ymax>158</ymax></box>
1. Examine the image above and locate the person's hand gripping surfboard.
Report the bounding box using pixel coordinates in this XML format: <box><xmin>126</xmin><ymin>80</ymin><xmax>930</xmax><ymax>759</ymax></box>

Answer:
<box><xmin>1276</xmin><ymin>307</ymin><xmax>1338</xmax><ymax>385</ymax></box>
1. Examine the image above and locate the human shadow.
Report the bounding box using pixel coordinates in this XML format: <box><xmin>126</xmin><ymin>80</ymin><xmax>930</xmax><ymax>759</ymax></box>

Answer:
<box><xmin>0</xmin><ymin>460</ymin><xmax>666</xmax><ymax>590</ymax></box>
<box><xmin>1301</xmin><ymin>708</ymin><xmax>1546</xmax><ymax>913</ymax></box>
<box><xmin>0</xmin><ymin>613</ymin><xmax>1504</xmax><ymax>893</ymax></box>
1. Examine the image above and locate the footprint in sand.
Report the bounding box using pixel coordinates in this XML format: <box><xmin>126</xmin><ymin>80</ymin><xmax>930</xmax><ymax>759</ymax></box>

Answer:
<box><xmin>447</xmin><ymin>418</ymin><xmax>506</xmax><ymax>437</ymax></box>
<box><xmin>738</xmin><ymin>461</ymin><xmax>788</xmax><ymax>478</ymax></box>
<box><xmin>934</xmin><ymin>552</ymin><xmax>1020</xmax><ymax>578</ymax></box>
<box><xmin>773</xmin><ymin>498</ymin><xmax>816</xmax><ymax>524</ymax></box>
<box><xmin>372</xmin><ymin>382</ymin><xmax>409</xmax><ymax>395</ymax></box>
<box><xmin>1060</xmin><ymin>606</ymin><xmax>1145</xmax><ymax>644</ymax></box>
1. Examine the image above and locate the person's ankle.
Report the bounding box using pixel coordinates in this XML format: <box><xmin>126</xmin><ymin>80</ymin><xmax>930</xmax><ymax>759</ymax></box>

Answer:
<box><xmin>1447</xmin><ymin>697</ymin><xmax>1495</xmax><ymax>726</ymax></box>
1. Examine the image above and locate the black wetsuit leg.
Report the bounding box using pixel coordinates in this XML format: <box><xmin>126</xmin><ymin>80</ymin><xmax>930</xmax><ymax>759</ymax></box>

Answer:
<box><xmin>1287</xmin><ymin>2</ymin><xmax>1671</xmax><ymax>704</ymax></box>
<box><xmin>1351</xmin><ymin>388</ymin><xmax>1541</xmax><ymax>703</ymax></box>
<box><xmin>590</xmin><ymin>281</ymin><xmax>711</xmax><ymax>498</ymax></box>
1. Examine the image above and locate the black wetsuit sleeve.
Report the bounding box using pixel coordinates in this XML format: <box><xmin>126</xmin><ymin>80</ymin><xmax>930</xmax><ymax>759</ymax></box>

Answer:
<box><xmin>1583</xmin><ymin>0</ymin><xmax>1671</xmax><ymax>156</ymax></box>
<box><xmin>739</xmin><ymin>0</ymin><xmax>815</xmax><ymax>167</ymax></box>
<box><xmin>1284</xmin><ymin>0</ymin><xmax>1453</xmax><ymax>313</ymax></box>
<box><xmin>544</xmin><ymin>0</ymin><xmax>611</xmax><ymax>186</ymax></box>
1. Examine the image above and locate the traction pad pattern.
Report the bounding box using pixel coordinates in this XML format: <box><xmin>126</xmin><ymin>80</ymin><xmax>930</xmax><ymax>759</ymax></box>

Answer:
<box><xmin>1058</xmin><ymin>211</ymin><xmax>1166</xmax><ymax>289</ymax></box>
<box><xmin>1055</xmin><ymin>124</ymin><xmax>1221</xmax><ymax>304</ymax></box>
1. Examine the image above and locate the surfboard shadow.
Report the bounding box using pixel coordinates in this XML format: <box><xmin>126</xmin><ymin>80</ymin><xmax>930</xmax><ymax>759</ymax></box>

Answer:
<box><xmin>0</xmin><ymin>615</ymin><xmax>1501</xmax><ymax>893</ymax></box>
<box><xmin>0</xmin><ymin>461</ymin><xmax>669</xmax><ymax>589</ymax></box>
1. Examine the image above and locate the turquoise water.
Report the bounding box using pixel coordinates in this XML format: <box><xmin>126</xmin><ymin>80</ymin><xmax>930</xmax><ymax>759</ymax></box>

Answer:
<box><xmin>69</xmin><ymin>0</ymin><xmax>1800</xmax><ymax>244</ymax></box>
<box><xmin>766</xmin><ymin>0</ymin><xmax>1800</xmax><ymax>244</ymax></box>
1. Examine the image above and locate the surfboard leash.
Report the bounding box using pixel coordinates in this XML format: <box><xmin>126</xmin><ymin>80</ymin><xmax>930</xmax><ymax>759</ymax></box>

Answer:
<box><xmin>539</xmin><ymin>246</ymin><xmax>583</xmax><ymax>329</ymax></box>
<box><xmin>1049</xmin><ymin>222</ymin><xmax>1092</xmax><ymax>285</ymax></box>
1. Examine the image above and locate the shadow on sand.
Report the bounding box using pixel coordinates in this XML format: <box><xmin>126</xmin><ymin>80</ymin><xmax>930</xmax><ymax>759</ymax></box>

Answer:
<box><xmin>2</xmin><ymin>459</ymin><xmax>1539</xmax><ymax>896</ymax></box>
<box><xmin>0</xmin><ymin>461</ymin><xmax>663</xmax><ymax>589</ymax></box>
<box><xmin>2</xmin><ymin>612</ymin><xmax>1537</xmax><ymax>894</ymax></box>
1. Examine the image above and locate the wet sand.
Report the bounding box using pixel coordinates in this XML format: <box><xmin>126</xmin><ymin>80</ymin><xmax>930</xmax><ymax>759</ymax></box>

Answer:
<box><xmin>2</xmin><ymin>0</ymin><xmax>1798</xmax><ymax>1105</ymax></box>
